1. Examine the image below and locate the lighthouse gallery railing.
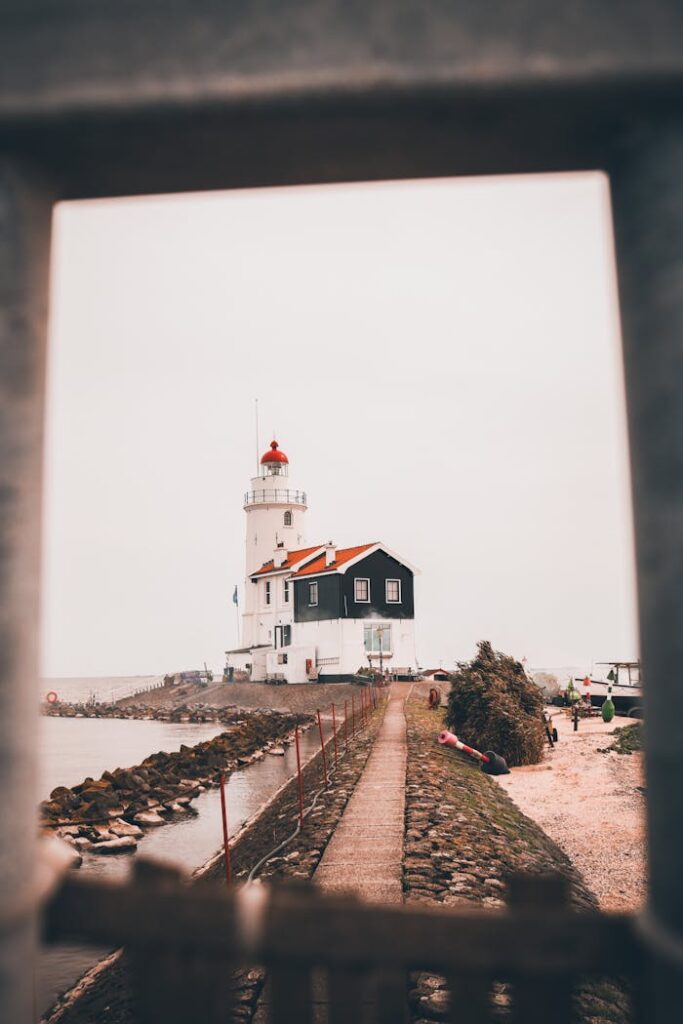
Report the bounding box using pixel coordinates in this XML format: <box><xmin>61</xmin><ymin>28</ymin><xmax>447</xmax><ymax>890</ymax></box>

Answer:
<box><xmin>244</xmin><ymin>489</ymin><xmax>307</xmax><ymax>507</ymax></box>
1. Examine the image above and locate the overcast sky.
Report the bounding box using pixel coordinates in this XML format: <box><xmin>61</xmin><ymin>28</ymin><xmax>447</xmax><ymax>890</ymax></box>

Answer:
<box><xmin>42</xmin><ymin>173</ymin><xmax>638</xmax><ymax>678</ymax></box>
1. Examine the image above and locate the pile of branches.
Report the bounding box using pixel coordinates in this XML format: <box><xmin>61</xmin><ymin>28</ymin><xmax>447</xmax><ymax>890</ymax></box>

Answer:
<box><xmin>445</xmin><ymin>641</ymin><xmax>545</xmax><ymax>766</ymax></box>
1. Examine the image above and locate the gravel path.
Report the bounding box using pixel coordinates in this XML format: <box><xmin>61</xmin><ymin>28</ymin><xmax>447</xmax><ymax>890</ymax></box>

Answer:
<box><xmin>495</xmin><ymin>709</ymin><xmax>646</xmax><ymax>912</ymax></box>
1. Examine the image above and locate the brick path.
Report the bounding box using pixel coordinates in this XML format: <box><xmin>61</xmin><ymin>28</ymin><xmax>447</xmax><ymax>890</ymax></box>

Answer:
<box><xmin>254</xmin><ymin>685</ymin><xmax>410</xmax><ymax>1023</ymax></box>
<box><xmin>313</xmin><ymin>683</ymin><xmax>410</xmax><ymax>903</ymax></box>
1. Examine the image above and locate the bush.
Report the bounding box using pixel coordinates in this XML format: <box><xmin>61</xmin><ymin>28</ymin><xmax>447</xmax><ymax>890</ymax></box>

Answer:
<box><xmin>445</xmin><ymin>641</ymin><xmax>545</xmax><ymax>767</ymax></box>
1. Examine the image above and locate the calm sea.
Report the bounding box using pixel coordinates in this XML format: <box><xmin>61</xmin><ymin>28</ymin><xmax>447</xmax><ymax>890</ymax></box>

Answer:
<box><xmin>42</xmin><ymin>675</ymin><xmax>165</xmax><ymax>706</ymax></box>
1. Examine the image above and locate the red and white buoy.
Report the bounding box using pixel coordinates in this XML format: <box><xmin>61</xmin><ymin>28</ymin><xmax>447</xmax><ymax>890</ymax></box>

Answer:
<box><xmin>438</xmin><ymin>730</ymin><xmax>510</xmax><ymax>775</ymax></box>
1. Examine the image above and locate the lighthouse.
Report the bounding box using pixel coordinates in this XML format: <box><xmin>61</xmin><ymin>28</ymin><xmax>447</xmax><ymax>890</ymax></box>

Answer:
<box><xmin>241</xmin><ymin>440</ymin><xmax>308</xmax><ymax>648</ymax></box>
<box><xmin>226</xmin><ymin>437</ymin><xmax>419</xmax><ymax>684</ymax></box>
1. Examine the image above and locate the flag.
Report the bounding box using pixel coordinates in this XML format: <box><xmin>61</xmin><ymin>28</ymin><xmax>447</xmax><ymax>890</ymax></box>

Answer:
<box><xmin>232</xmin><ymin>586</ymin><xmax>238</xmax><ymax>606</ymax></box>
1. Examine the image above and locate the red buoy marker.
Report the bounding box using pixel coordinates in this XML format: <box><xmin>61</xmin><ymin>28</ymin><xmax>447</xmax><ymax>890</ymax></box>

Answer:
<box><xmin>438</xmin><ymin>730</ymin><xmax>510</xmax><ymax>776</ymax></box>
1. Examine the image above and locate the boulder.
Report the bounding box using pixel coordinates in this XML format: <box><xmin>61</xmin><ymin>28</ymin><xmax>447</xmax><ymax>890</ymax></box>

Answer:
<box><xmin>50</xmin><ymin>785</ymin><xmax>73</xmax><ymax>802</ymax></box>
<box><xmin>133</xmin><ymin>810</ymin><xmax>165</xmax><ymax>826</ymax></box>
<box><xmin>90</xmin><ymin>836</ymin><xmax>137</xmax><ymax>854</ymax></box>
<box><xmin>268</xmin><ymin>747</ymin><xmax>286</xmax><ymax>756</ymax></box>
<box><xmin>109</xmin><ymin>818</ymin><xmax>143</xmax><ymax>838</ymax></box>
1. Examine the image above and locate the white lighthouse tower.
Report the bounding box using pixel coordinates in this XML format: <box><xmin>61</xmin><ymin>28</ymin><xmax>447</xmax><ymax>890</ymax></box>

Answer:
<box><xmin>241</xmin><ymin>440</ymin><xmax>307</xmax><ymax>647</ymax></box>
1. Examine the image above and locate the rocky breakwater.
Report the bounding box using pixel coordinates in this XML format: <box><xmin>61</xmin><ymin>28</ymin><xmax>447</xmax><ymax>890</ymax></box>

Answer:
<box><xmin>41</xmin><ymin>710</ymin><xmax>311</xmax><ymax>859</ymax></box>
<box><xmin>403</xmin><ymin>697</ymin><xmax>632</xmax><ymax>1024</ymax></box>
<box><xmin>41</xmin><ymin>699</ymin><xmax>239</xmax><ymax>723</ymax></box>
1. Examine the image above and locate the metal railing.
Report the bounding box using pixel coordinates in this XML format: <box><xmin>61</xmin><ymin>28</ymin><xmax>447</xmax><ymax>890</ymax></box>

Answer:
<box><xmin>243</xmin><ymin>489</ymin><xmax>307</xmax><ymax>507</ymax></box>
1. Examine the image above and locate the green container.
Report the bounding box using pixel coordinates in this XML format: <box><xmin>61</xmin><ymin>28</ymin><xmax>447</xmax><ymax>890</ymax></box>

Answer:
<box><xmin>602</xmin><ymin>697</ymin><xmax>616</xmax><ymax>723</ymax></box>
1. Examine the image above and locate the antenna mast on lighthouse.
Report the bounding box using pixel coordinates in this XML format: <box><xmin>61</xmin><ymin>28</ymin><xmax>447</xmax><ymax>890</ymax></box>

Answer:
<box><xmin>254</xmin><ymin>398</ymin><xmax>260</xmax><ymax>475</ymax></box>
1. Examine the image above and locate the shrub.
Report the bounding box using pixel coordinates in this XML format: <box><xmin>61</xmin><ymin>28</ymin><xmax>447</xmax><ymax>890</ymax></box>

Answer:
<box><xmin>445</xmin><ymin>641</ymin><xmax>545</xmax><ymax>766</ymax></box>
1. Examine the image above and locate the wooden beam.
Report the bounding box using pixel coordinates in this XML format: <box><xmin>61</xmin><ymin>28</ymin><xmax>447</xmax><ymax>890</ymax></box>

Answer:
<box><xmin>44</xmin><ymin>877</ymin><xmax>644</xmax><ymax>976</ymax></box>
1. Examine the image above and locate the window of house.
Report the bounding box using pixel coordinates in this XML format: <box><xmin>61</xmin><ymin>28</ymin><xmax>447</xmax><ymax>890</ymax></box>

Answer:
<box><xmin>265</xmin><ymin>580</ymin><xmax>271</xmax><ymax>605</ymax></box>
<box><xmin>309</xmin><ymin>581</ymin><xmax>318</xmax><ymax>606</ymax></box>
<box><xmin>386</xmin><ymin>579</ymin><xmax>401</xmax><ymax>603</ymax></box>
<box><xmin>363</xmin><ymin>624</ymin><xmax>392</xmax><ymax>653</ymax></box>
<box><xmin>354</xmin><ymin>578</ymin><xmax>370</xmax><ymax>602</ymax></box>
<box><xmin>284</xmin><ymin>510</ymin><xmax>292</xmax><ymax>526</ymax></box>
<box><xmin>283</xmin><ymin>579</ymin><xmax>290</xmax><ymax>603</ymax></box>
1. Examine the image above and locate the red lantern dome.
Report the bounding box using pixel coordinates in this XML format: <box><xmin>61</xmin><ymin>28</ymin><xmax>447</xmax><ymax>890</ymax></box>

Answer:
<box><xmin>260</xmin><ymin>440</ymin><xmax>289</xmax><ymax>465</ymax></box>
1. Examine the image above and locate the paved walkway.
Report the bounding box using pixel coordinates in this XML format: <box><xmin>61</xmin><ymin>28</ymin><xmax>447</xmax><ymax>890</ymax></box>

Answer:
<box><xmin>313</xmin><ymin>683</ymin><xmax>410</xmax><ymax>903</ymax></box>
<box><xmin>254</xmin><ymin>686</ymin><xmax>411</xmax><ymax>1023</ymax></box>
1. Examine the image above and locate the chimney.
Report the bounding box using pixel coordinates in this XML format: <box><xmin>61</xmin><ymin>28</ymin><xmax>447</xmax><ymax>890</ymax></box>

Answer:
<box><xmin>325</xmin><ymin>541</ymin><xmax>336</xmax><ymax>567</ymax></box>
<box><xmin>274</xmin><ymin>543</ymin><xmax>287</xmax><ymax>568</ymax></box>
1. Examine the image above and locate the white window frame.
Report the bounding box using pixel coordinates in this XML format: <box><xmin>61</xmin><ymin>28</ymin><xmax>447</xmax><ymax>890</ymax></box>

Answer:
<box><xmin>308</xmin><ymin>581</ymin><xmax>318</xmax><ymax>606</ymax></box>
<box><xmin>363</xmin><ymin>623</ymin><xmax>392</xmax><ymax>654</ymax></box>
<box><xmin>283</xmin><ymin>579</ymin><xmax>290</xmax><ymax>603</ymax></box>
<box><xmin>385</xmin><ymin>579</ymin><xmax>401</xmax><ymax>603</ymax></box>
<box><xmin>354</xmin><ymin>577</ymin><xmax>371</xmax><ymax>603</ymax></box>
<box><xmin>265</xmin><ymin>580</ymin><xmax>271</xmax><ymax>606</ymax></box>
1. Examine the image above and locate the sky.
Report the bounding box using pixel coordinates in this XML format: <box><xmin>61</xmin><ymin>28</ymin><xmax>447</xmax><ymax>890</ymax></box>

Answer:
<box><xmin>41</xmin><ymin>173</ymin><xmax>638</xmax><ymax>678</ymax></box>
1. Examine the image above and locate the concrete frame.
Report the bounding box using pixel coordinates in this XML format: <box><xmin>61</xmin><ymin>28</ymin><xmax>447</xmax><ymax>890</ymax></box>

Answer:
<box><xmin>1</xmin><ymin>3</ymin><xmax>682</xmax><ymax>1021</ymax></box>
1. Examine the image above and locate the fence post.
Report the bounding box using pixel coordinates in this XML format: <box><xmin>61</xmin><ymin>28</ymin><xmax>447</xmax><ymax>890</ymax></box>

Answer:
<box><xmin>0</xmin><ymin>162</ymin><xmax>54</xmax><ymax>1024</ymax></box>
<box><xmin>610</xmin><ymin>120</ymin><xmax>683</xmax><ymax>1024</ymax></box>
<box><xmin>331</xmin><ymin>703</ymin><xmax>339</xmax><ymax>767</ymax></box>
<box><xmin>351</xmin><ymin>694</ymin><xmax>356</xmax><ymax>738</ymax></box>
<box><xmin>316</xmin><ymin>709</ymin><xmax>329</xmax><ymax>787</ymax></box>
<box><xmin>219</xmin><ymin>773</ymin><xmax>232</xmax><ymax>885</ymax></box>
<box><xmin>294</xmin><ymin>725</ymin><xmax>305</xmax><ymax>828</ymax></box>
<box><xmin>344</xmin><ymin>700</ymin><xmax>349</xmax><ymax>752</ymax></box>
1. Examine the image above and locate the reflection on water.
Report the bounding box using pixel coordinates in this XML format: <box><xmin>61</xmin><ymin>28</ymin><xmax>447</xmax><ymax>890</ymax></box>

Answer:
<box><xmin>37</xmin><ymin>719</ymin><xmax>321</xmax><ymax>1016</ymax></box>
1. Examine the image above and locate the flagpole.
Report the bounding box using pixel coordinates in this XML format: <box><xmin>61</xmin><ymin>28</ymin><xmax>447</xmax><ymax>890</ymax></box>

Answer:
<box><xmin>234</xmin><ymin>587</ymin><xmax>241</xmax><ymax>647</ymax></box>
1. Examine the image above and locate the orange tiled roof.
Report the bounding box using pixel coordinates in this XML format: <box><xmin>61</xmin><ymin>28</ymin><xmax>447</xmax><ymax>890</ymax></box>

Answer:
<box><xmin>291</xmin><ymin>543</ymin><xmax>377</xmax><ymax>578</ymax></box>
<box><xmin>251</xmin><ymin>546</ymin><xmax>322</xmax><ymax>577</ymax></box>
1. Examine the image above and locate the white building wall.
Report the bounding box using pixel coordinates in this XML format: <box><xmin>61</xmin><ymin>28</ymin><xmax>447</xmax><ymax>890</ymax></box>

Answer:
<box><xmin>244</xmin><ymin>501</ymin><xmax>307</xmax><ymax>578</ymax></box>
<box><xmin>289</xmin><ymin>616</ymin><xmax>418</xmax><ymax>681</ymax></box>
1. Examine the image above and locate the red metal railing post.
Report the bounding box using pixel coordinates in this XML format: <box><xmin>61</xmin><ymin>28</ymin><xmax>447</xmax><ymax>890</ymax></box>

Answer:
<box><xmin>294</xmin><ymin>725</ymin><xmax>305</xmax><ymax>828</ymax></box>
<box><xmin>351</xmin><ymin>694</ymin><xmax>356</xmax><ymax>738</ymax></box>
<box><xmin>317</xmin><ymin>709</ymin><xmax>329</xmax><ymax>787</ymax></box>
<box><xmin>331</xmin><ymin>703</ymin><xmax>339</xmax><ymax>767</ymax></box>
<box><xmin>219</xmin><ymin>773</ymin><xmax>232</xmax><ymax>886</ymax></box>
<box><xmin>344</xmin><ymin>699</ymin><xmax>349</xmax><ymax>752</ymax></box>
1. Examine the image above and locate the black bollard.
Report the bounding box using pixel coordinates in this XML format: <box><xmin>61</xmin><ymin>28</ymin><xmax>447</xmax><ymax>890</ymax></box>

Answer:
<box><xmin>481</xmin><ymin>751</ymin><xmax>510</xmax><ymax>776</ymax></box>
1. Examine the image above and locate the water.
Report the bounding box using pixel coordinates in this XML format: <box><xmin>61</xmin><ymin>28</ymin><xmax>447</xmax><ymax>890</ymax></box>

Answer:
<box><xmin>42</xmin><ymin>675</ymin><xmax>167</xmax><ymax>705</ymax></box>
<box><xmin>40</xmin><ymin>717</ymin><xmax>226</xmax><ymax>796</ymax></box>
<box><xmin>37</xmin><ymin>715</ymin><xmax>321</xmax><ymax>1017</ymax></box>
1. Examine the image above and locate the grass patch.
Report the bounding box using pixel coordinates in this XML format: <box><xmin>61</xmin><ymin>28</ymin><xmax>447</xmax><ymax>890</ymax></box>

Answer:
<box><xmin>606</xmin><ymin>722</ymin><xmax>643</xmax><ymax>755</ymax></box>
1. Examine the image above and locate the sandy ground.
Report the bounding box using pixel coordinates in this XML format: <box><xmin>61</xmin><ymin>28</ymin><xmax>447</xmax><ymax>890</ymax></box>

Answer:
<box><xmin>496</xmin><ymin>709</ymin><xmax>646</xmax><ymax>912</ymax></box>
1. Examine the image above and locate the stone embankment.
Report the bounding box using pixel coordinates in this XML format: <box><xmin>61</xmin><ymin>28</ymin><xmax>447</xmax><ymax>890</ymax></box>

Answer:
<box><xmin>115</xmin><ymin>680</ymin><xmax>372</xmax><ymax>716</ymax></box>
<box><xmin>403</xmin><ymin>695</ymin><xmax>632</xmax><ymax>1023</ymax></box>
<box><xmin>42</xmin><ymin>702</ymin><xmax>386</xmax><ymax>1024</ymax></box>
<box><xmin>41</xmin><ymin>699</ymin><xmax>233</xmax><ymax>723</ymax></box>
<box><xmin>44</xmin><ymin>681</ymin><xmax>374</xmax><ymax>723</ymax></box>
<box><xmin>41</xmin><ymin>710</ymin><xmax>311</xmax><ymax>858</ymax></box>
